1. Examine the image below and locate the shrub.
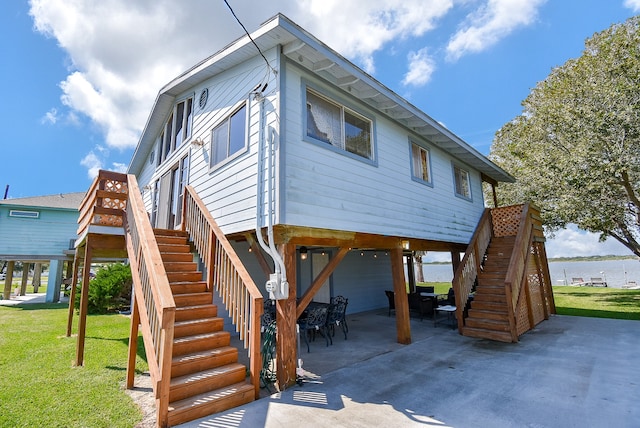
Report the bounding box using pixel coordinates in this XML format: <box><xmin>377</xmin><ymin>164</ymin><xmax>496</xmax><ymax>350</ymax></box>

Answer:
<box><xmin>75</xmin><ymin>263</ymin><xmax>132</xmax><ymax>314</ymax></box>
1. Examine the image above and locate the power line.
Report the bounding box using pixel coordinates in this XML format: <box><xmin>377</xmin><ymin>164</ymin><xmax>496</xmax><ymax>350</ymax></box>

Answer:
<box><xmin>222</xmin><ymin>0</ymin><xmax>277</xmax><ymax>77</ymax></box>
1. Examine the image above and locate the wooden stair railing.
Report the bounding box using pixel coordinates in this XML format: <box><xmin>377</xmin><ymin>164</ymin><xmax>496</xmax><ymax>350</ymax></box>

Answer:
<box><xmin>182</xmin><ymin>185</ymin><xmax>263</xmax><ymax>399</ymax></box>
<box><xmin>124</xmin><ymin>174</ymin><xmax>176</xmax><ymax>427</ymax></box>
<box><xmin>452</xmin><ymin>208</ymin><xmax>493</xmax><ymax>332</ymax></box>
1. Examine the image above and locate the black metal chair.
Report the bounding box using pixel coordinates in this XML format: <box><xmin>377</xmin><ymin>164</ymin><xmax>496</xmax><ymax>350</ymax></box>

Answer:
<box><xmin>384</xmin><ymin>290</ymin><xmax>395</xmax><ymax>316</ymax></box>
<box><xmin>298</xmin><ymin>304</ymin><xmax>329</xmax><ymax>352</ymax></box>
<box><xmin>326</xmin><ymin>295</ymin><xmax>348</xmax><ymax>342</ymax></box>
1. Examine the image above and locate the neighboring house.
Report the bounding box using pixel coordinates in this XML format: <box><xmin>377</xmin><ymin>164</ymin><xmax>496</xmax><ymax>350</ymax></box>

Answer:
<box><xmin>0</xmin><ymin>192</ymin><xmax>85</xmax><ymax>302</ymax></box>
<box><xmin>75</xmin><ymin>14</ymin><xmax>552</xmax><ymax>426</ymax></box>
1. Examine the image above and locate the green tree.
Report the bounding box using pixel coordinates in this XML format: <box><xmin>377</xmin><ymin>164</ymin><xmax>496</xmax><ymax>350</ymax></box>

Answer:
<box><xmin>490</xmin><ymin>15</ymin><xmax>640</xmax><ymax>257</ymax></box>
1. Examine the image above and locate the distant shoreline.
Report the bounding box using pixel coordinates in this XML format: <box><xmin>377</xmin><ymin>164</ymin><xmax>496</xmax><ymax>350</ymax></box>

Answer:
<box><xmin>422</xmin><ymin>255</ymin><xmax>639</xmax><ymax>265</ymax></box>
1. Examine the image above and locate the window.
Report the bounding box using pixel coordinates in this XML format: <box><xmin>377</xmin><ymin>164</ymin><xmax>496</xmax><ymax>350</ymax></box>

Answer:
<box><xmin>9</xmin><ymin>210</ymin><xmax>39</xmax><ymax>219</ymax></box>
<box><xmin>411</xmin><ymin>143</ymin><xmax>431</xmax><ymax>184</ymax></box>
<box><xmin>210</xmin><ymin>104</ymin><xmax>247</xmax><ymax>167</ymax></box>
<box><xmin>306</xmin><ymin>88</ymin><xmax>373</xmax><ymax>160</ymax></box>
<box><xmin>453</xmin><ymin>164</ymin><xmax>472</xmax><ymax>200</ymax></box>
<box><xmin>158</xmin><ymin>96</ymin><xmax>194</xmax><ymax>165</ymax></box>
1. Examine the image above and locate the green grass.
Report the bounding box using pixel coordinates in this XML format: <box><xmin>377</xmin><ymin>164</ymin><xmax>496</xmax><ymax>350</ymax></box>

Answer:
<box><xmin>552</xmin><ymin>286</ymin><xmax>640</xmax><ymax>320</ymax></box>
<box><xmin>421</xmin><ymin>282</ymin><xmax>640</xmax><ymax>320</ymax></box>
<box><xmin>0</xmin><ymin>304</ymin><xmax>148</xmax><ymax>427</ymax></box>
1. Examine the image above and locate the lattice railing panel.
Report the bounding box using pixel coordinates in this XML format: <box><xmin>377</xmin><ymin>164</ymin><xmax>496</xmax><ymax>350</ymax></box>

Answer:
<box><xmin>491</xmin><ymin>205</ymin><xmax>523</xmax><ymax>237</ymax></box>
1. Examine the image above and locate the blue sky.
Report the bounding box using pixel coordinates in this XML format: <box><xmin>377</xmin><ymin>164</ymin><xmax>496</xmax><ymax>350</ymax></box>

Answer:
<box><xmin>2</xmin><ymin>0</ymin><xmax>638</xmax><ymax>257</ymax></box>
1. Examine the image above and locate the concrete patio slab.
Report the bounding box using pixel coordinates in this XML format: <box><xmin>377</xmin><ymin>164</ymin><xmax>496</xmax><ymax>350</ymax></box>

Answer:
<box><xmin>179</xmin><ymin>312</ymin><xmax>639</xmax><ymax>427</ymax></box>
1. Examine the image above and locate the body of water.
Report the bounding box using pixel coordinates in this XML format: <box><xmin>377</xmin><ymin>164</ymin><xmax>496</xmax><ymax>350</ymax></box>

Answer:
<box><xmin>417</xmin><ymin>258</ymin><xmax>640</xmax><ymax>288</ymax></box>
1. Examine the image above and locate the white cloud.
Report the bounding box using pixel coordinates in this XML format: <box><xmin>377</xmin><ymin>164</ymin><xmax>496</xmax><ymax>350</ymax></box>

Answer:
<box><xmin>41</xmin><ymin>108</ymin><xmax>59</xmax><ymax>124</ymax></box>
<box><xmin>80</xmin><ymin>152</ymin><xmax>103</xmax><ymax>179</ymax></box>
<box><xmin>446</xmin><ymin>0</ymin><xmax>547</xmax><ymax>61</ymax></box>
<box><xmin>111</xmin><ymin>162</ymin><xmax>128</xmax><ymax>173</ymax></box>
<box><xmin>403</xmin><ymin>48</ymin><xmax>436</xmax><ymax>87</ymax></box>
<box><xmin>544</xmin><ymin>224</ymin><xmax>630</xmax><ymax>258</ymax></box>
<box><xmin>28</xmin><ymin>0</ymin><xmax>543</xmax><ymax>179</ymax></box>
<box><xmin>624</xmin><ymin>0</ymin><xmax>640</xmax><ymax>12</ymax></box>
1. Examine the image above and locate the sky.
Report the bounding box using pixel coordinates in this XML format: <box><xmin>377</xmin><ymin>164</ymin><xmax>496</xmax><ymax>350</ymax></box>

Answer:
<box><xmin>1</xmin><ymin>0</ymin><xmax>639</xmax><ymax>258</ymax></box>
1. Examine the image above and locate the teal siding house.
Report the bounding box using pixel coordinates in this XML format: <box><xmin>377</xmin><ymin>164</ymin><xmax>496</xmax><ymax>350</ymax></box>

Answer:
<box><xmin>0</xmin><ymin>192</ymin><xmax>85</xmax><ymax>302</ymax></box>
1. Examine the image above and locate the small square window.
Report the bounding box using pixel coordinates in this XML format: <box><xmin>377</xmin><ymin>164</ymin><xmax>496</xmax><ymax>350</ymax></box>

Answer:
<box><xmin>453</xmin><ymin>164</ymin><xmax>472</xmax><ymax>200</ymax></box>
<box><xmin>9</xmin><ymin>210</ymin><xmax>39</xmax><ymax>219</ymax></box>
<box><xmin>411</xmin><ymin>143</ymin><xmax>431</xmax><ymax>184</ymax></box>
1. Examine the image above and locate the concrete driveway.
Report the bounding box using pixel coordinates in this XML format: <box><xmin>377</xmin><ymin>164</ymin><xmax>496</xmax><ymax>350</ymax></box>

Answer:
<box><xmin>179</xmin><ymin>312</ymin><xmax>639</xmax><ymax>427</ymax></box>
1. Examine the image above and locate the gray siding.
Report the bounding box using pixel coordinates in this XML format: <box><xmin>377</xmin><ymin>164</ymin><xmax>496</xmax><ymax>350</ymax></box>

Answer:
<box><xmin>282</xmin><ymin>62</ymin><xmax>485</xmax><ymax>244</ymax></box>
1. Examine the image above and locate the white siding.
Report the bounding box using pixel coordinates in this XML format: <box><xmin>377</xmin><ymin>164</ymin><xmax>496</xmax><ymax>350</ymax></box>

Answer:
<box><xmin>187</xmin><ymin>50</ymin><xmax>280</xmax><ymax>234</ymax></box>
<box><xmin>282</xmin><ymin>62</ymin><xmax>485</xmax><ymax>244</ymax></box>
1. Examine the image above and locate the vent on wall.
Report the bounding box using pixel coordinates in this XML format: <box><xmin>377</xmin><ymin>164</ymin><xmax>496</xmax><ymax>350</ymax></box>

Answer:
<box><xmin>9</xmin><ymin>210</ymin><xmax>39</xmax><ymax>219</ymax></box>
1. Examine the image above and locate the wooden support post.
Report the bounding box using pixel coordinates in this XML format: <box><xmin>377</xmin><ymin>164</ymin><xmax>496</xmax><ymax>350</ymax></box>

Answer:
<box><xmin>32</xmin><ymin>263</ymin><xmax>42</xmax><ymax>293</ymax></box>
<box><xmin>390</xmin><ymin>247</ymin><xmax>411</xmax><ymax>345</ymax></box>
<box><xmin>126</xmin><ymin>293</ymin><xmax>140</xmax><ymax>389</ymax></box>
<box><xmin>244</xmin><ymin>232</ymin><xmax>273</xmax><ymax>279</ymax></box>
<box><xmin>3</xmin><ymin>261</ymin><xmax>15</xmax><ymax>300</ymax></box>
<box><xmin>276</xmin><ymin>242</ymin><xmax>297</xmax><ymax>390</ymax></box>
<box><xmin>75</xmin><ymin>242</ymin><xmax>93</xmax><ymax>366</ymax></box>
<box><xmin>66</xmin><ymin>250</ymin><xmax>81</xmax><ymax>337</ymax></box>
<box><xmin>20</xmin><ymin>263</ymin><xmax>30</xmax><ymax>296</ymax></box>
<box><xmin>450</xmin><ymin>250</ymin><xmax>461</xmax><ymax>274</ymax></box>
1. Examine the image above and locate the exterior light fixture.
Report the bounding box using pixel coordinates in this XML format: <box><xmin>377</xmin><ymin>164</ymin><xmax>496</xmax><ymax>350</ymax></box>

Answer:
<box><xmin>402</xmin><ymin>240</ymin><xmax>410</xmax><ymax>250</ymax></box>
<box><xmin>300</xmin><ymin>246</ymin><xmax>308</xmax><ymax>260</ymax></box>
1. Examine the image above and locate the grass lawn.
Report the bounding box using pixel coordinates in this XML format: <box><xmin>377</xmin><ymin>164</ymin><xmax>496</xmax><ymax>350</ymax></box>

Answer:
<box><xmin>0</xmin><ymin>303</ymin><xmax>148</xmax><ymax>427</ymax></box>
<box><xmin>552</xmin><ymin>286</ymin><xmax>640</xmax><ymax>320</ymax></box>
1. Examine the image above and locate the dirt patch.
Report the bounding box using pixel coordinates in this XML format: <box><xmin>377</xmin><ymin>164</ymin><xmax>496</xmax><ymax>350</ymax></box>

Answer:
<box><xmin>125</xmin><ymin>372</ymin><xmax>157</xmax><ymax>428</ymax></box>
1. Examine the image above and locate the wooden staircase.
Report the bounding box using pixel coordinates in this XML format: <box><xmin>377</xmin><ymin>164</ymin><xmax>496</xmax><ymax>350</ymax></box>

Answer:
<box><xmin>462</xmin><ymin>236</ymin><xmax>514</xmax><ymax>342</ymax></box>
<box><xmin>155</xmin><ymin>228</ymin><xmax>254</xmax><ymax>426</ymax></box>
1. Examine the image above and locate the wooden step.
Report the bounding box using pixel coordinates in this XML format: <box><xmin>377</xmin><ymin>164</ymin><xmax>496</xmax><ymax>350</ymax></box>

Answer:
<box><xmin>472</xmin><ymin>293</ymin><xmax>506</xmax><ymax>303</ymax></box>
<box><xmin>169</xmin><ymin>363</ymin><xmax>247</xmax><ymax>402</ymax></box>
<box><xmin>469</xmin><ymin>301</ymin><xmax>508</xmax><ymax>312</ymax></box>
<box><xmin>467</xmin><ymin>309</ymin><xmax>509</xmax><ymax>321</ymax></box>
<box><xmin>174</xmin><ymin>292</ymin><xmax>212</xmax><ymax>307</ymax></box>
<box><xmin>155</xmin><ymin>235</ymin><xmax>189</xmax><ymax>246</ymax></box>
<box><xmin>462</xmin><ymin>326</ymin><xmax>514</xmax><ymax>343</ymax></box>
<box><xmin>175</xmin><ymin>304</ymin><xmax>218</xmax><ymax>322</ymax></box>
<box><xmin>158</xmin><ymin>243</ymin><xmax>191</xmax><ymax>253</ymax></box>
<box><xmin>171</xmin><ymin>282</ymin><xmax>208</xmax><ymax>295</ymax></box>
<box><xmin>154</xmin><ymin>228</ymin><xmax>188</xmax><ymax>238</ymax></box>
<box><xmin>164</xmin><ymin>261</ymin><xmax>199</xmax><ymax>272</ymax></box>
<box><xmin>172</xmin><ymin>331</ymin><xmax>231</xmax><ymax>356</ymax></box>
<box><xmin>168</xmin><ymin>271</ymin><xmax>204</xmax><ymax>283</ymax></box>
<box><xmin>171</xmin><ymin>346</ymin><xmax>239</xmax><ymax>378</ymax></box>
<box><xmin>161</xmin><ymin>252</ymin><xmax>194</xmax><ymax>263</ymax></box>
<box><xmin>465</xmin><ymin>317</ymin><xmax>510</xmax><ymax>332</ymax></box>
<box><xmin>167</xmin><ymin>382</ymin><xmax>255</xmax><ymax>426</ymax></box>
<box><xmin>174</xmin><ymin>317</ymin><xmax>224</xmax><ymax>338</ymax></box>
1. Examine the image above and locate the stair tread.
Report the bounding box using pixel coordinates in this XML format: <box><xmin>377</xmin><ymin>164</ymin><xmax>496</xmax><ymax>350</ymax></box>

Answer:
<box><xmin>174</xmin><ymin>331</ymin><xmax>229</xmax><ymax>344</ymax></box>
<box><xmin>463</xmin><ymin>326</ymin><xmax>514</xmax><ymax>342</ymax></box>
<box><xmin>172</xmin><ymin>346</ymin><xmax>238</xmax><ymax>365</ymax></box>
<box><xmin>170</xmin><ymin>362</ymin><xmax>245</xmax><ymax>387</ymax></box>
<box><xmin>167</xmin><ymin>381</ymin><xmax>255</xmax><ymax>425</ymax></box>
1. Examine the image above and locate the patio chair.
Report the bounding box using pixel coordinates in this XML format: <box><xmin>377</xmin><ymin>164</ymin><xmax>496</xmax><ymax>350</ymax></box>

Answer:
<box><xmin>438</xmin><ymin>287</ymin><xmax>456</xmax><ymax>306</ymax></box>
<box><xmin>326</xmin><ymin>295</ymin><xmax>348</xmax><ymax>342</ymax></box>
<box><xmin>298</xmin><ymin>304</ymin><xmax>329</xmax><ymax>352</ymax></box>
<box><xmin>384</xmin><ymin>290</ymin><xmax>395</xmax><ymax>316</ymax></box>
<box><xmin>409</xmin><ymin>292</ymin><xmax>434</xmax><ymax>320</ymax></box>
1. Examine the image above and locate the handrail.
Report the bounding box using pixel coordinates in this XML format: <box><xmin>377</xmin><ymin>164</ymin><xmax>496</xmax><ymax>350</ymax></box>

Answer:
<box><xmin>182</xmin><ymin>185</ymin><xmax>263</xmax><ymax>399</ymax></box>
<box><xmin>502</xmin><ymin>203</ymin><xmax>535</xmax><ymax>341</ymax></box>
<box><xmin>452</xmin><ymin>208</ymin><xmax>492</xmax><ymax>332</ymax></box>
<box><xmin>124</xmin><ymin>174</ymin><xmax>175</xmax><ymax>427</ymax></box>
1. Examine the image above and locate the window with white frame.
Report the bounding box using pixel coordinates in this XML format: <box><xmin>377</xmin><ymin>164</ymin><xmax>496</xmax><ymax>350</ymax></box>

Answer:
<box><xmin>158</xmin><ymin>96</ymin><xmax>193</xmax><ymax>165</ymax></box>
<box><xmin>306</xmin><ymin>88</ymin><xmax>373</xmax><ymax>160</ymax></box>
<box><xmin>453</xmin><ymin>164</ymin><xmax>472</xmax><ymax>200</ymax></box>
<box><xmin>411</xmin><ymin>142</ymin><xmax>431</xmax><ymax>184</ymax></box>
<box><xmin>210</xmin><ymin>103</ymin><xmax>247</xmax><ymax>168</ymax></box>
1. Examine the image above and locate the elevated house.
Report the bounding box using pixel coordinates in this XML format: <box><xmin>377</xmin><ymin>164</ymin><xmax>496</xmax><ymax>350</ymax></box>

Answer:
<box><xmin>0</xmin><ymin>192</ymin><xmax>85</xmax><ymax>302</ymax></box>
<box><xmin>71</xmin><ymin>14</ymin><xmax>555</xmax><ymax>426</ymax></box>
